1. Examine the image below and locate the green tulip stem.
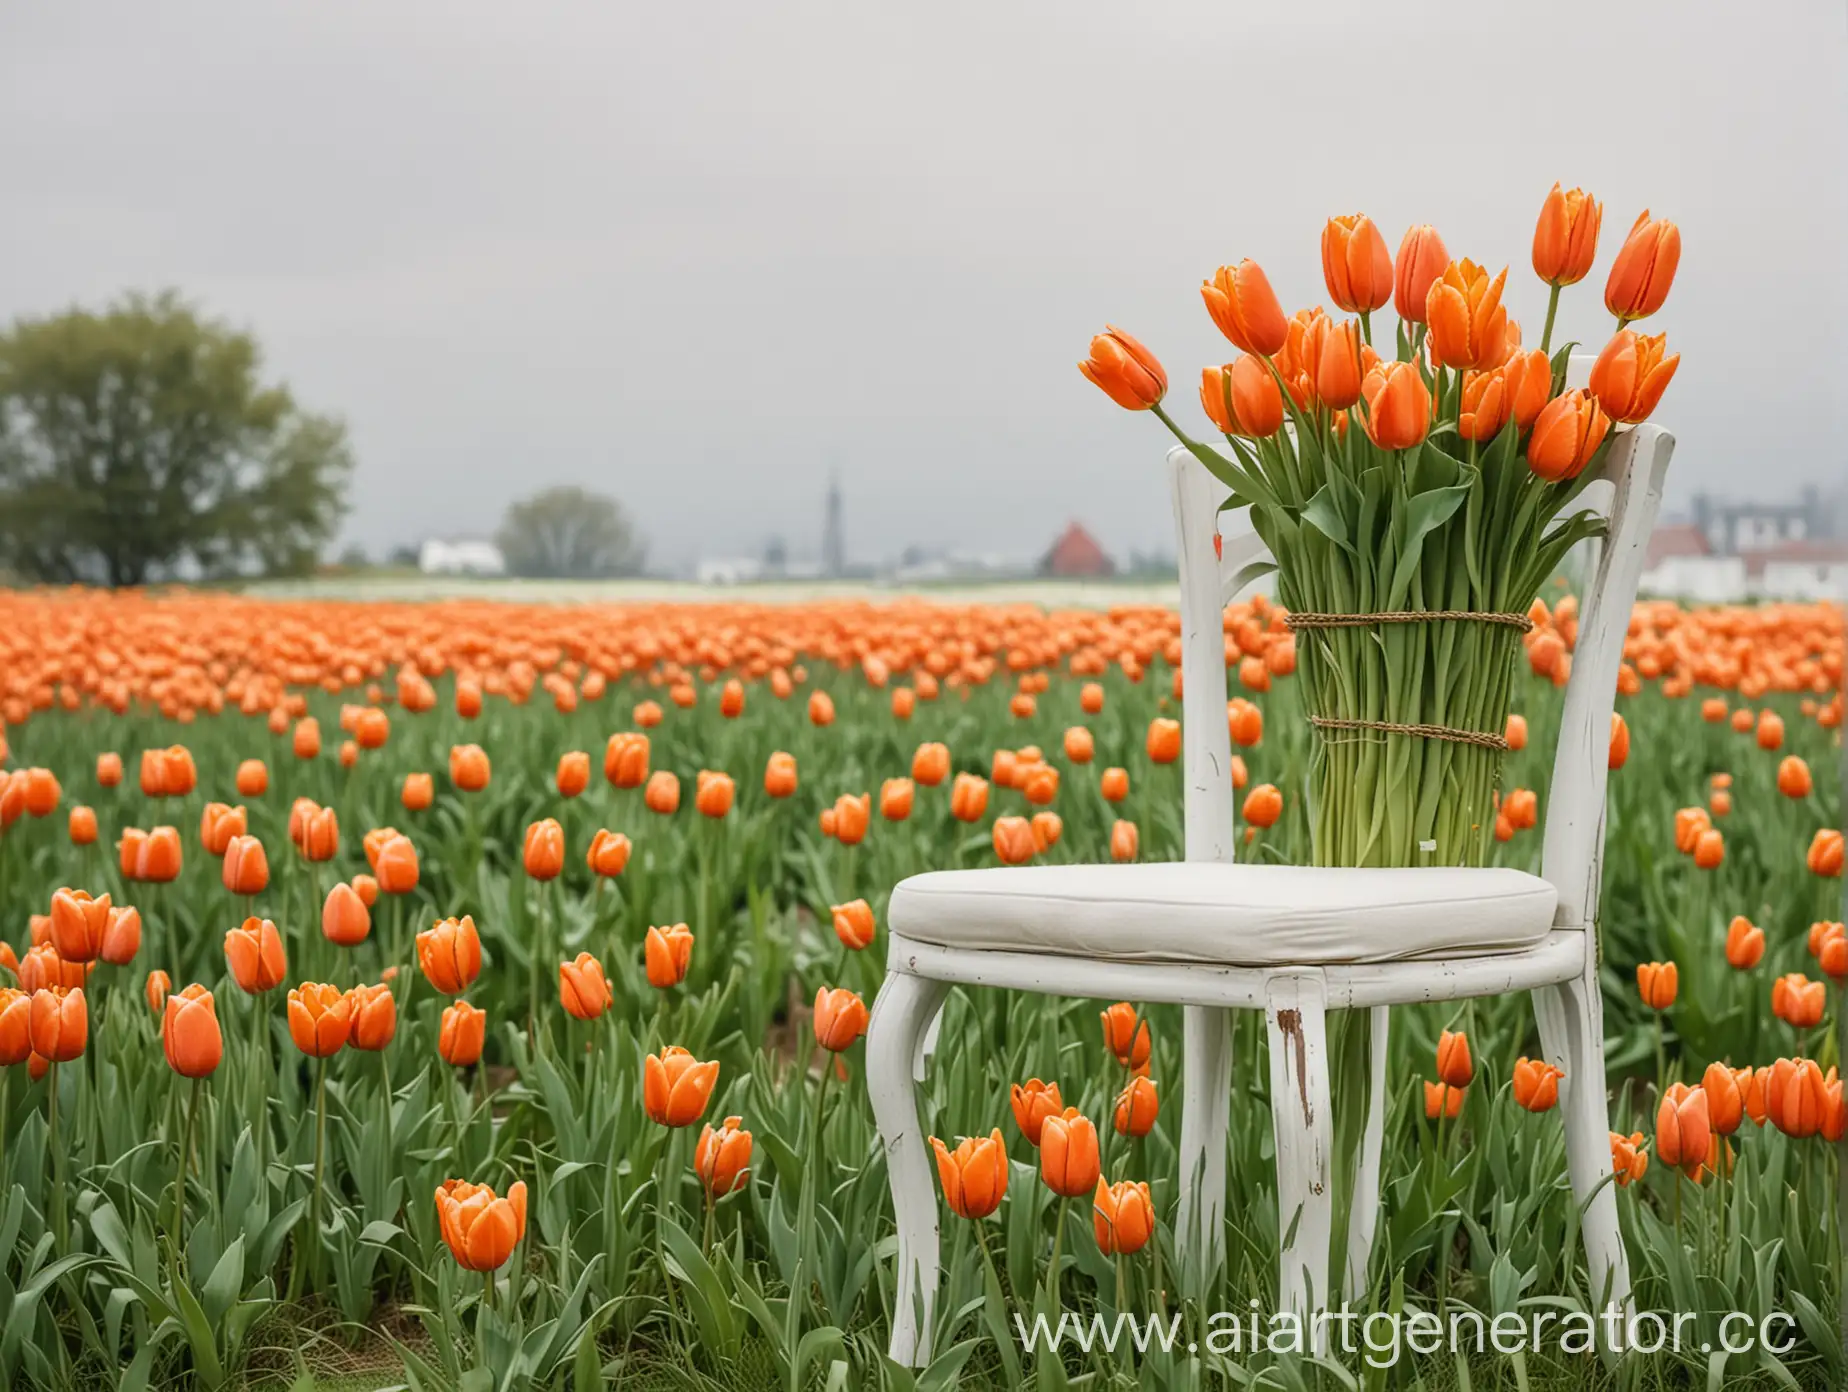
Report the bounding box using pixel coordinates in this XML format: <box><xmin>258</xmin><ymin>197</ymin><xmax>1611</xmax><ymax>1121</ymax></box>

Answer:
<box><xmin>1539</xmin><ymin>284</ymin><xmax>1562</xmax><ymax>355</ymax></box>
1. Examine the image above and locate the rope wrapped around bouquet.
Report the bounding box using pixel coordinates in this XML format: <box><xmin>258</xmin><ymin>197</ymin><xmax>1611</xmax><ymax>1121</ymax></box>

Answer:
<box><xmin>1284</xmin><ymin>609</ymin><xmax>1535</xmax><ymax>752</ymax></box>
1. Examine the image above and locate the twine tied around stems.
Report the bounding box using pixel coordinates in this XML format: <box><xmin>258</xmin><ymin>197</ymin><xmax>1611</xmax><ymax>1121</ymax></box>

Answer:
<box><xmin>1284</xmin><ymin>609</ymin><xmax>1535</xmax><ymax>633</ymax></box>
<box><xmin>1289</xmin><ymin>609</ymin><xmax>1532</xmax><ymax>752</ymax></box>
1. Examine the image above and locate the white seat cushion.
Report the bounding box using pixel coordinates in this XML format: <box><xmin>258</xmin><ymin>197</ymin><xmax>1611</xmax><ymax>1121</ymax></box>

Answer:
<box><xmin>888</xmin><ymin>862</ymin><xmax>1559</xmax><ymax>966</ymax></box>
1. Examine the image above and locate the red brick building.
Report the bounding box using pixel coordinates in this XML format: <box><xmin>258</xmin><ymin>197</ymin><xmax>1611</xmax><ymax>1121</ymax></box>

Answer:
<box><xmin>1039</xmin><ymin>522</ymin><xmax>1115</xmax><ymax>577</ymax></box>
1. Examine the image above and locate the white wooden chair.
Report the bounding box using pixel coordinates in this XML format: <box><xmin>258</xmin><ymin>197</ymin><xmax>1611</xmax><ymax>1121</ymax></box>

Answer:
<box><xmin>867</xmin><ymin>420</ymin><xmax>1673</xmax><ymax>1365</ymax></box>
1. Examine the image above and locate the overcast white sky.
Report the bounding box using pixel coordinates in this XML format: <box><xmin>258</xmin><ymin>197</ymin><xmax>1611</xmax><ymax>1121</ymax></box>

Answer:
<box><xmin>3</xmin><ymin>1</ymin><xmax>1845</xmax><ymax>569</ymax></box>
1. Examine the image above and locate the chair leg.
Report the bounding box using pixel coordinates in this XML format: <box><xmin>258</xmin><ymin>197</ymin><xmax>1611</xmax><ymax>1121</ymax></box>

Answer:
<box><xmin>867</xmin><ymin>970</ymin><xmax>952</xmax><ymax>1367</ymax></box>
<box><xmin>1176</xmin><ymin>1004</ymin><xmax>1233</xmax><ymax>1299</ymax></box>
<box><xmin>1265</xmin><ymin>971</ymin><xmax>1333</xmax><ymax>1351</ymax></box>
<box><xmin>1534</xmin><ymin>971</ymin><xmax>1631</xmax><ymax>1340</ymax></box>
<box><xmin>1343</xmin><ymin>1004</ymin><xmax>1390</xmax><ymax>1302</ymax></box>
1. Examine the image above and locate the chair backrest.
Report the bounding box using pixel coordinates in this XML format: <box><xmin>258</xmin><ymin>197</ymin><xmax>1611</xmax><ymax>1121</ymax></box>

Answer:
<box><xmin>1164</xmin><ymin>423</ymin><xmax>1674</xmax><ymax>928</ymax></box>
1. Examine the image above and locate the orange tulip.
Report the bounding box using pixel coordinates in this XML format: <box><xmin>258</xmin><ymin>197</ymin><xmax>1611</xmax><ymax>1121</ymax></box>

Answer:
<box><xmin>1322</xmin><ymin>214</ymin><xmax>1394</xmax><ymax>314</ymax></box>
<box><xmin>1100</xmin><ymin>767</ymin><xmax>1129</xmax><ymax>803</ymax></box>
<box><xmin>1693</xmin><ymin>828</ymin><xmax>1725</xmax><ymax>870</ymax></box>
<box><xmin>1610</xmin><ymin>1130</ymin><xmax>1649</xmax><ymax>1186</ymax></box>
<box><xmin>1531</xmin><ymin>183</ymin><xmax>1602</xmax><ymax>287</ymax></box>
<box><xmin>1702</xmin><ymin>1061</ymin><xmax>1746</xmax><ymax>1136</ymax></box>
<box><xmin>225</xmin><ymin>917</ymin><xmax>287</xmax><ymax>993</ymax></box>
<box><xmin>1603</xmin><ymin>211</ymin><xmax>1680</xmax><ymax>323</ymax></box>
<box><xmin>1511</xmin><ymin>1057</ymin><xmax>1563</xmax><ymax>1112</ymax></box>
<box><xmin>1772</xmin><ymin>973</ymin><xmax>1825</xmax><ymax>1029</ymax></box>
<box><xmin>296</xmin><ymin>803</ymin><xmax>339</xmax><ymax>861</ymax></box>
<box><xmin>1636</xmin><ymin>961</ymin><xmax>1678</xmax><ymax>1010</ymax></box>
<box><xmin>645</xmin><ymin>924</ymin><xmax>694</xmax><ymax>989</ymax></box>
<box><xmin>762</xmin><ymin>750</ymin><xmax>799</xmax><ymax>798</ymax></box>
<box><xmin>1100</xmin><ymin>1002</ymin><xmax>1151</xmax><ymax>1070</ymax></box>
<box><xmin>930</xmin><ymin>1130</ymin><xmax>1008</xmax><ymax>1220</ymax></box>
<box><xmin>221</xmin><ymin>835</ymin><xmax>270</xmax><ymax>896</ymax></box>
<box><xmin>1425</xmin><ymin>260</ymin><xmax>1508</xmax><ymax>370</ymax></box>
<box><xmin>1145</xmin><ymin>718</ymin><xmax>1181</xmax><ymax>764</ymax></box>
<box><xmin>1063</xmin><ymin>727</ymin><xmax>1095</xmax><ymax>765</ymax></box>
<box><xmin>697</xmin><ymin>1115</ymin><xmax>754</xmax><ymax>1197</ymax></box>
<box><xmin>66</xmin><ymin>805</ymin><xmax>97</xmax><ymax>847</ymax></box>
<box><xmin>992</xmin><ymin>815</ymin><xmax>1036</xmax><ymax>865</ymax></box>
<box><xmin>1039</xmin><ymin>1108</ymin><xmax>1102</xmax><ymax>1197</ymax></box>
<box><xmin>1011</xmin><ymin>1078</ymin><xmax>1063</xmax><ymax>1145</ymax></box>
<box><xmin>643</xmin><ymin>1045</ymin><xmax>720</xmax><ymax>1127</ymax></box>
<box><xmin>1811</xmin><ymin>829</ymin><xmax>1844</xmax><ymax>878</ymax></box>
<box><xmin>0</xmin><ymin>989</ymin><xmax>30</xmax><ymax>1066</ymax></box>
<box><xmin>1724</xmin><ymin>916</ymin><xmax>1764</xmax><ymax>970</ymax></box>
<box><xmin>1502</xmin><ymin>348</ymin><xmax>1553</xmax><ymax>430</ymax></box>
<box><xmin>559</xmin><ymin>951</ymin><xmax>613</xmax><ymax>1019</ymax></box>
<box><xmin>198</xmin><ymin>803</ymin><xmax>245</xmax><ymax>857</ymax></box>
<box><xmin>49</xmin><ymin>888</ymin><xmax>111</xmax><ymax>964</ymax></box>
<box><xmin>911</xmin><ymin>742</ymin><xmax>950</xmax><ymax>786</ymax></box>
<box><xmin>1080</xmin><ymin>683</ymin><xmax>1105</xmax><ymax>714</ymax></box>
<box><xmin>1110</xmin><ymin>818</ymin><xmax>1139</xmax><ymax>862</ymax></box>
<box><xmin>1424</xmin><ymin>1081</ymin><xmax>1465</xmax><ymax>1119</ymax></box>
<box><xmin>1242</xmin><ymin>783</ymin><xmax>1283</xmax><ymax>829</ymax></box>
<box><xmin>814</xmin><ymin>986</ymin><xmax>869</xmax><ymax>1052</ymax></box>
<box><xmin>1393</xmin><ymin>224</ymin><xmax>1450</xmax><ymax>323</ymax></box>
<box><xmin>1079</xmin><ymin>325</ymin><xmax>1169</xmax><ymax>410</ymax></box>
<box><xmin>435</xmin><ymin>1178</ymin><xmax>528</xmax><ymax>1271</ymax></box>
<box><xmin>584</xmin><ymin>828</ymin><xmax>630</xmax><ymax>878</ymax></box>
<box><xmin>96</xmin><ymin>752</ymin><xmax>123</xmax><ymax>788</ymax></box>
<box><xmin>1030</xmin><ymin>810</ymin><xmax>1063</xmax><ymax>851</ymax></box>
<box><xmin>1608</xmin><ymin>712</ymin><xmax>1630</xmax><ymax>770</ymax></box>
<box><xmin>808</xmin><ymin>690</ymin><xmax>836</xmax><ymax>727</ymax></box>
<box><xmin>1199</xmin><ymin>357</ymin><xmax>1283</xmax><ymax>438</ymax></box>
<box><xmin>292</xmin><ymin>719</ymin><xmax>322</xmax><ymax>760</ymax></box>
<box><xmin>235</xmin><ymin>759</ymin><xmax>268</xmax><ymax>797</ymax></box>
<box><xmin>1527</xmin><ymin>389</ymin><xmax>1609</xmax><ymax>482</ymax></box>
<box><xmin>644</xmin><ymin>771</ymin><xmax>680</xmax><ymax>815</ymax></box>
<box><xmin>1436</xmin><ymin>1029</ymin><xmax>1474</xmax><ymax>1088</ymax></box>
<box><xmin>370</xmin><ymin>832</ymin><xmax>418</xmax><ymax>894</ymax></box>
<box><xmin>100</xmin><ymin>905</ymin><xmax>140</xmax><ymax>965</ymax></box>
<box><xmin>1673</xmin><ymin>806</ymin><xmax>1711</xmax><ymax>855</ymax></box>
<box><xmin>1777</xmin><ymin>756</ymin><xmax>1812</xmax><ymax>799</ymax></box>
<box><xmin>17</xmin><ymin>945</ymin><xmax>88</xmax><ymax>993</ymax></box>
<box><xmin>1201</xmin><ymin>261</ymin><xmax>1287</xmax><ymax>356</ymax></box>
<box><xmin>27</xmin><ymin>987</ymin><xmax>87</xmax><ymax>1062</ymax></box>
<box><xmin>1308</xmin><ymin>319</ymin><xmax>1364</xmax><ymax>411</ymax></box>
<box><xmin>695</xmin><ymin>770</ymin><xmax>735</xmax><ymax>818</ymax></box>
<box><xmin>319</xmin><ymin>881</ymin><xmax>370</xmax><ymax>948</ymax></box>
<box><xmin>418</xmin><ymin>916</ymin><xmax>483</xmax><ymax>995</ymax></box>
<box><xmin>401</xmin><ymin>772</ymin><xmax>434</xmax><ymax>811</ymax></box>
<box><xmin>445</xmin><ymin>742</ymin><xmax>489</xmax><ymax>792</ymax></box>
<box><xmin>1453</xmin><ymin>365</ymin><xmax>1506</xmax><ymax>443</ymax></box>
<box><xmin>522</xmin><ymin>818</ymin><xmax>565</xmax><ymax>880</ymax></box>
<box><xmin>1361</xmin><ymin>360</ymin><xmax>1430</xmax><ymax>450</ymax></box>
<box><xmin>1113</xmin><ymin>1075</ymin><xmax>1159</xmax><ymax>1136</ymax></box>
<box><xmin>949</xmin><ymin>773</ymin><xmax>988</xmax><ymax>823</ymax></box>
<box><xmin>439</xmin><ymin>1001</ymin><xmax>487</xmax><ymax>1067</ymax></box>
<box><xmin>876</xmin><ymin>777</ymin><xmax>914</xmax><ymax>822</ymax></box>
<box><xmin>604</xmin><ymin>732</ymin><xmax>650</xmax><ymax>789</ymax></box>
<box><xmin>346</xmin><ymin>982</ymin><xmax>398</xmax><ymax>1051</ymax></box>
<box><xmin>1093</xmin><ymin>1178</ymin><xmax>1155</xmax><ymax>1255</ymax></box>
<box><xmin>1655</xmin><ymin>1082</ymin><xmax>1710</xmax><ymax>1173</ymax></box>
<box><xmin>1588</xmin><ymin>329</ymin><xmax>1678</xmax><ymax>424</ymax></box>
<box><xmin>131</xmin><ymin>826</ymin><xmax>182</xmax><ymax>883</ymax></box>
<box><xmin>832</xmin><ymin>899</ymin><xmax>876</xmax><ymax>951</ymax></box>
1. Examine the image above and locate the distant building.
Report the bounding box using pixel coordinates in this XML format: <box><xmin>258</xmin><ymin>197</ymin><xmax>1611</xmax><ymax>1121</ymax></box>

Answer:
<box><xmin>1691</xmin><ymin>486</ymin><xmax>1833</xmax><ymax>555</ymax></box>
<box><xmin>1039</xmin><ymin>522</ymin><xmax>1115</xmax><ymax>578</ymax></box>
<box><xmin>418</xmin><ymin>538</ymin><xmax>506</xmax><ymax>577</ymax></box>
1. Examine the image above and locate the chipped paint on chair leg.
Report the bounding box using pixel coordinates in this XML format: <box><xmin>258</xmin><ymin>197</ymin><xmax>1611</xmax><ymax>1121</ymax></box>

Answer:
<box><xmin>867</xmin><ymin>971</ymin><xmax>952</xmax><ymax>1366</ymax></box>
<box><xmin>1265</xmin><ymin>971</ymin><xmax>1333</xmax><ymax>1352</ymax></box>
<box><xmin>1343</xmin><ymin>1004</ymin><xmax>1390</xmax><ymax>1302</ymax></box>
<box><xmin>1534</xmin><ymin>963</ymin><xmax>1631</xmax><ymax>1348</ymax></box>
<box><xmin>1177</xmin><ymin>1003</ymin><xmax>1233</xmax><ymax>1299</ymax></box>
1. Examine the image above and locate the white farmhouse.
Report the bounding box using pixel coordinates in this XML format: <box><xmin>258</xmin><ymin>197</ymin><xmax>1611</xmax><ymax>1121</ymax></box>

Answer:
<box><xmin>418</xmin><ymin>538</ymin><xmax>506</xmax><ymax>577</ymax></box>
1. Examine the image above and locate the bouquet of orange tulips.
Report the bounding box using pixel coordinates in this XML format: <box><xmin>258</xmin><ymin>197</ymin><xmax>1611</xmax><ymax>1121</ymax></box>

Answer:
<box><xmin>1082</xmin><ymin>186</ymin><xmax>1681</xmax><ymax>866</ymax></box>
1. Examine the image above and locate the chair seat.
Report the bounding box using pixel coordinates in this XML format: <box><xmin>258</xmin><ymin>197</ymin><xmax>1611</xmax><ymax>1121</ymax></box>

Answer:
<box><xmin>888</xmin><ymin>862</ymin><xmax>1559</xmax><ymax>967</ymax></box>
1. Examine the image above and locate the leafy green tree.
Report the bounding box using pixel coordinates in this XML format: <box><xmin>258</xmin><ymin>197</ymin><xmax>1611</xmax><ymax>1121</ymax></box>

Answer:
<box><xmin>496</xmin><ymin>486</ymin><xmax>646</xmax><ymax>578</ymax></box>
<box><xmin>0</xmin><ymin>292</ymin><xmax>353</xmax><ymax>585</ymax></box>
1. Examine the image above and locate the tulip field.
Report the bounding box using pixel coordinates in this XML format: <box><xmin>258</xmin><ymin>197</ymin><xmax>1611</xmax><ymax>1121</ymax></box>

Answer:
<box><xmin>0</xmin><ymin>586</ymin><xmax>1839</xmax><ymax>1390</ymax></box>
